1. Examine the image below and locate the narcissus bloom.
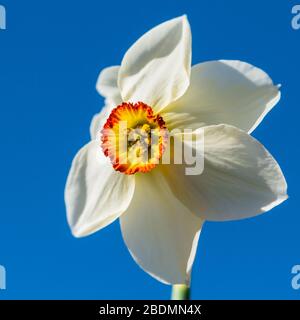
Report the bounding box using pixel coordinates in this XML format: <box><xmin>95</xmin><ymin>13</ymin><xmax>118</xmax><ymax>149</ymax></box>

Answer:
<box><xmin>65</xmin><ymin>16</ymin><xmax>288</xmax><ymax>285</ymax></box>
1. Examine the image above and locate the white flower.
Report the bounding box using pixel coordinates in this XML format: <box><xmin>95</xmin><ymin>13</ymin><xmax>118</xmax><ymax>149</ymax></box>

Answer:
<box><xmin>65</xmin><ymin>16</ymin><xmax>288</xmax><ymax>285</ymax></box>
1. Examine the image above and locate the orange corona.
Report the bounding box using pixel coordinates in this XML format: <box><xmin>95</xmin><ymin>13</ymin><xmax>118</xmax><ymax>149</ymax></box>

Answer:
<box><xmin>101</xmin><ymin>102</ymin><xmax>168</xmax><ymax>174</ymax></box>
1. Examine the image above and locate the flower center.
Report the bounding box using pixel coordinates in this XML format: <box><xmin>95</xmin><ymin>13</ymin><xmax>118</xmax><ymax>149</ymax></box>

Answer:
<box><xmin>101</xmin><ymin>102</ymin><xmax>168</xmax><ymax>175</ymax></box>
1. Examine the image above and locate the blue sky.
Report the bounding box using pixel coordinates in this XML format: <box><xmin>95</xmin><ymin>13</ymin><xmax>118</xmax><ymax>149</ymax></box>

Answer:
<box><xmin>0</xmin><ymin>0</ymin><xmax>299</xmax><ymax>299</ymax></box>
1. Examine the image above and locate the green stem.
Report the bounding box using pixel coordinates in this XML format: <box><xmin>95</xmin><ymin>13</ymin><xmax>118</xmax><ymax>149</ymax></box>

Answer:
<box><xmin>171</xmin><ymin>284</ymin><xmax>190</xmax><ymax>300</ymax></box>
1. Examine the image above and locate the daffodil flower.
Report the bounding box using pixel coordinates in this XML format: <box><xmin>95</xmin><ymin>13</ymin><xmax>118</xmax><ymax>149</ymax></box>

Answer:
<box><xmin>65</xmin><ymin>16</ymin><xmax>287</xmax><ymax>287</ymax></box>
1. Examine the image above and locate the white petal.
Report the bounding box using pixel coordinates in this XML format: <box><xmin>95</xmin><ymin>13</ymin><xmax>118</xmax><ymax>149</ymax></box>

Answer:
<box><xmin>163</xmin><ymin>61</ymin><xmax>280</xmax><ymax>133</ymax></box>
<box><xmin>118</xmin><ymin>16</ymin><xmax>191</xmax><ymax>111</ymax></box>
<box><xmin>159</xmin><ymin>125</ymin><xmax>287</xmax><ymax>221</ymax></box>
<box><xmin>120</xmin><ymin>170</ymin><xmax>203</xmax><ymax>285</ymax></box>
<box><xmin>65</xmin><ymin>141</ymin><xmax>135</xmax><ymax>237</ymax></box>
<box><xmin>96</xmin><ymin>66</ymin><xmax>122</xmax><ymax>106</ymax></box>
<box><xmin>89</xmin><ymin>105</ymin><xmax>113</xmax><ymax>140</ymax></box>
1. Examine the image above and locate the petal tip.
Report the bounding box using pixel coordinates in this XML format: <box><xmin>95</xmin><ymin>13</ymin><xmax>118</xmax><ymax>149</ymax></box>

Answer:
<box><xmin>178</xmin><ymin>14</ymin><xmax>188</xmax><ymax>23</ymax></box>
<box><xmin>261</xmin><ymin>193</ymin><xmax>288</xmax><ymax>214</ymax></box>
<box><xmin>70</xmin><ymin>227</ymin><xmax>83</xmax><ymax>238</ymax></box>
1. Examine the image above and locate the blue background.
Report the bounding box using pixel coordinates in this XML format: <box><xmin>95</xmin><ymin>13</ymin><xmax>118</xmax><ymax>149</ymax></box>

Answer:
<box><xmin>0</xmin><ymin>0</ymin><xmax>299</xmax><ymax>299</ymax></box>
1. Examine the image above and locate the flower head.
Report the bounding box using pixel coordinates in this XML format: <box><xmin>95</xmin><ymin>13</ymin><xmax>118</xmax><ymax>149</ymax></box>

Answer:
<box><xmin>101</xmin><ymin>102</ymin><xmax>167</xmax><ymax>174</ymax></box>
<box><xmin>65</xmin><ymin>16</ymin><xmax>287</xmax><ymax>285</ymax></box>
